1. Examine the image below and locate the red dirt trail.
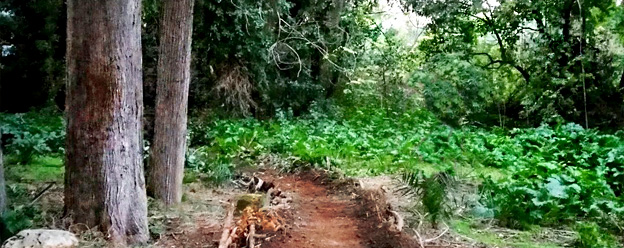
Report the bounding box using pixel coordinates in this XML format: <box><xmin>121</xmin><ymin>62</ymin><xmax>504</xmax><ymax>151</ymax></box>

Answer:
<box><xmin>155</xmin><ymin>170</ymin><xmax>417</xmax><ymax>248</ymax></box>
<box><xmin>262</xmin><ymin>174</ymin><xmax>365</xmax><ymax>248</ymax></box>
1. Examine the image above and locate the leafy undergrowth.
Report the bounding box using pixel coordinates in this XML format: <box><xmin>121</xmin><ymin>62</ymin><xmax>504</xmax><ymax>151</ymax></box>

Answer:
<box><xmin>1</xmin><ymin>155</ymin><xmax>64</xmax><ymax>240</ymax></box>
<box><xmin>190</xmin><ymin>108</ymin><xmax>624</xmax><ymax>245</ymax></box>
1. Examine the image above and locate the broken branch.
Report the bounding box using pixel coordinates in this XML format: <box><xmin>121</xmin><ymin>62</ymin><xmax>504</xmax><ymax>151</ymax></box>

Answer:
<box><xmin>218</xmin><ymin>204</ymin><xmax>235</xmax><ymax>248</ymax></box>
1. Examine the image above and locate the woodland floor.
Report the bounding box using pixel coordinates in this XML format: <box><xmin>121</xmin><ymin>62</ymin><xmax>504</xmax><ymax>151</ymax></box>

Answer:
<box><xmin>153</xmin><ymin>166</ymin><xmax>574</xmax><ymax>248</ymax></box>
<box><xmin>156</xmin><ymin>169</ymin><xmax>418</xmax><ymax>248</ymax></box>
<box><xmin>9</xmin><ymin>156</ymin><xmax>576</xmax><ymax>248</ymax></box>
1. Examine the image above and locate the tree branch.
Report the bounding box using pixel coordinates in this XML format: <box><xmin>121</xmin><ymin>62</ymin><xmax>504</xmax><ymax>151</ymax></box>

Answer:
<box><xmin>470</xmin><ymin>52</ymin><xmax>530</xmax><ymax>82</ymax></box>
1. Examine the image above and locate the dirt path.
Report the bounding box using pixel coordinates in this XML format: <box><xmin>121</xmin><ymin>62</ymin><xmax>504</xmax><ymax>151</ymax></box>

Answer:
<box><xmin>258</xmin><ymin>171</ymin><xmax>418</xmax><ymax>248</ymax></box>
<box><xmin>155</xmin><ymin>169</ymin><xmax>418</xmax><ymax>248</ymax></box>
<box><xmin>262</xmin><ymin>173</ymin><xmax>365</xmax><ymax>248</ymax></box>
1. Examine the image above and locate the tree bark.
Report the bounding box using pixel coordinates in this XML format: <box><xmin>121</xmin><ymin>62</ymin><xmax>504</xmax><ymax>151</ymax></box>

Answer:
<box><xmin>148</xmin><ymin>0</ymin><xmax>195</xmax><ymax>205</ymax></box>
<box><xmin>0</xmin><ymin>129</ymin><xmax>6</xmax><ymax>215</ymax></box>
<box><xmin>65</xmin><ymin>0</ymin><xmax>148</xmax><ymax>244</ymax></box>
<box><xmin>619</xmin><ymin>68</ymin><xmax>624</xmax><ymax>93</ymax></box>
<box><xmin>0</xmin><ymin>54</ymin><xmax>5</xmax><ymax>215</ymax></box>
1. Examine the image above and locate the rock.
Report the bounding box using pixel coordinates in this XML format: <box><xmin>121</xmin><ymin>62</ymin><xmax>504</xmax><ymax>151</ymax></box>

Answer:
<box><xmin>236</xmin><ymin>193</ymin><xmax>265</xmax><ymax>213</ymax></box>
<box><xmin>2</xmin><ymin>229</ymin><xmax>79</xmax><ymax>248</ymax></box>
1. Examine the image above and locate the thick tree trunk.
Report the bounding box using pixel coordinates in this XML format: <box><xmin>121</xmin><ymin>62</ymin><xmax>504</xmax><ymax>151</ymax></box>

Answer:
<box><xmin>148</xmin><ymin>0</ymin><xmax>195</xmax><ymax>205</ymax></box>
<box><xmin>65</xmin><ymin>0</ymin><xmax>148</xmax><ymax>244</ymax></box>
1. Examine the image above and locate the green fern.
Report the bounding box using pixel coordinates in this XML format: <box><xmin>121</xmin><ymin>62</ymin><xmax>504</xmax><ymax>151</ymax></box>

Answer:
<box><xmin>401</xmin><ymin>169</ymin><xmax>455</xmax><ymax>227</ymax></box>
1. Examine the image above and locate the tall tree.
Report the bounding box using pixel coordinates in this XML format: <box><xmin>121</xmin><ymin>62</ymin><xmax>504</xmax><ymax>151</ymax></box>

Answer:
<box><xmin>0</xmin><ymin>129</ymin><xmax>6</xmax><ymax>215</ymax></box>
<box><xmin>148</xmin><ymin>0</ymin><xmax>195</xmax><ymax>204</ymax></box>
<box><xmin>65</xmin><ymin>0</ymin><xmax>148</xmax><ymax>244</ymax></box>
<box><xmin>404</xmin><ymin>0</ymin><xmax>622</xmax><ymax>128</ymax></box>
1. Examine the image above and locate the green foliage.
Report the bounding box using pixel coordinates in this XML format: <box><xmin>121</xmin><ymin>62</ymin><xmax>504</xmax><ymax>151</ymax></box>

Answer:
<box><xmin>1</xmin><ymin>205</ymin><xmax>37</xmax><ymax>240</ymax></box>
<box><xmin>186</xmin><ymin>146</ymin><xmax>235</xmax><ymax>185</ymax></box>
<box><xmin>189</xmin><ymin>108</ymin><xmax>458</xmax><ymax>176</ymax></box>
<box><xmin>190</xmin><ymin>108</ymin><xmax>624</xmax><ymax>237</ymax></box>
<box><xmin>404</xmin><ymin>0</ymin><xmax>624</xmax><ymax>128</ymax></box>
<box><xmin>1</xmin><ymin>184</ymin><xmax>40</xmax><ymax>240</ymax></box>
<box><xmin>480</xmin><ymin>124</ymin><xmax>624</xmax><ymax>228</ymax></box>
<box><xmin>0</xmin><ymin>0</ymin><xmax>66</xmax><ymax>112</ymax></box>
<box><xmin>344</xmin><ymin>28</ymin><xmax>418</xmax><ymax>112</ymax></box>
<box><xmin>411</xmin><ymin>53</ymin><xmax>491</xmax><ymax>126</ymax></box>
<box><xmin>401</xmin><ymin>169</ymin><xmax>455</xmax><ymax>226</ymax></box>
<box><xmin>0</xmin><ymin>110</ymin><xmax>65</xmax><ymax>164</ymax></box>
<box><xmin>574</xmin><ymin>222</ymin><xmax>622</xmax><ymax>248</ymax></box>
<box><xmin>183</xmin><ymin>0</ymin><xmax>382</xmax><ymax>116</ymax></box>
<box><xmin>5</xmin><ymin>156</ymin><xmax>64</xmax><ymax>183</ymax></box>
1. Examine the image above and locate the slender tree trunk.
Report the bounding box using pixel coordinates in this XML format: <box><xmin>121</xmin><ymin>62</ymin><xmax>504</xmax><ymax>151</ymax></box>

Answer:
<box><xmin>65</xmin><ymin>0</ymin><xmax>148</xmax><ymax>244</ymax></box>
<box><xmin>0</xmin><ymin>55</ymin><xmax>5</xmax><ymax>215</ymax></box>
<box><xmin>619</xmin><ymin>68</ymin><xmax>624</xmax><ymax>93</ymax></box>
<box><xmin>0</xmin><ymin>129</ymin><xmax>6</xmax><ymax>215</ymax></box>
<box><xmin>148</xmin><ymin>0</ymin><xmax>195</xmax><ymax>205</ymax></box>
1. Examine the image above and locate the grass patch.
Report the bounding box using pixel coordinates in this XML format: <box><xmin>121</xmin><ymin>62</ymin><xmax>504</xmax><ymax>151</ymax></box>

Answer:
<box><xmin>451</xmin><ymin>219</ymin><xmax>564</xmax><ymax>248</ymax></box>
<box><xmin>5</xmin><ymin>155</ymin><xmax>64</xmax><ymax>183</ymax></box>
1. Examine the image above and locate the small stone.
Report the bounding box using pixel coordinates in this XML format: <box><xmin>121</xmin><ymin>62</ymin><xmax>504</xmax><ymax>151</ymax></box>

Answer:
<box><xmin>2</xmin><ymin>229</ymin><xmax>79</xmax><ymax>248</ymax></box>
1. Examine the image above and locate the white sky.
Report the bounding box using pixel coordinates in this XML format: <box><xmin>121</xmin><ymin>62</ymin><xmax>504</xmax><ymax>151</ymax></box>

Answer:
<box><xmin>376</xmin><ymin>0</ymin><xmax>428</xmax><ymax>44</ymax></box>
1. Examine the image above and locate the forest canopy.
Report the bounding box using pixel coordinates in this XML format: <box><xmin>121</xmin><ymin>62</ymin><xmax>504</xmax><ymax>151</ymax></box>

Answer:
<box><xmin>2</xmin><ymin>0</ymin><xmax>624</xmax><ymax>129</ymax></box>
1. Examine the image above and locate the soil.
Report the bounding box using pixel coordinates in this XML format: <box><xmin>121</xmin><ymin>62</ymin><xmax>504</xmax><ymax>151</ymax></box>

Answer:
<box><xmin>263</xmin><ymin>171</ymin><xmax>418</xmax><ymax>248</ymax></box>
<box><xmin>259</xmin><ymin>172</ymin><xmax>365</xmax><ymax>248</ymax></box>
<box><xmin>156</xmin><ymin>169</ymin><xmax>418</xmax><ymax>248</ymax></box>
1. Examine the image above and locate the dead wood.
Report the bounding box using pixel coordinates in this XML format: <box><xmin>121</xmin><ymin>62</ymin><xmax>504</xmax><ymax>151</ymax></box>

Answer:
<box><xmin>248</xmin><ymin>223</ymin><xmax>256</xmax><ymax>248</ymax></box>
<box><xmin>266</xmin><ymin>188</ymin><xmax>275</xmax><ymax>208</ymax></box>
<box><xmin>30</xmin><ymin>182</ymin><xmax>56</xmax><ymax>205</ymax></box>
<box><xmin>388</xmin><ymin>210</ymin><xmax>404</xmax><ymax>232</ymax></box>
<box><xmin>218</xmin><ymin>204</ymin><xmax>236</xmax><ymax>248</ymax></box>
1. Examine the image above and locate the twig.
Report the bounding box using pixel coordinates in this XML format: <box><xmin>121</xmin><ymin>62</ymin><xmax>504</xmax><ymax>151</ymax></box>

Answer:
<box><xmin>388</xmin><ymin>210</ymin><xmax>404</xmax><ymax>232</ymax></box>
<box><xmin>248</xmin><ymin>223</ymin><xmax>256</xmax><ymax>248</ymax></box>
<box><xmin>30</xmin><ymin>182</ymin><xmax>55</xmax><ymax>205</ymax></box>
<box><xmin>425</xmin><ymin>222</ymin><xmax>449</xmax><ymax>243</ymax></box>
<box><xmin>224</xmin><ymin>227</ymin><xmax>238</xmax><ymax>248</ymax></box>
<box><xmin>218</xmin><ymin>204</ymin><xmax>235</xmax><ymax>248</ymax></box>
<box><xmin>412</xmin><ymin>210</ymin><xmax>426</xmax><ymax>248</ymax></box>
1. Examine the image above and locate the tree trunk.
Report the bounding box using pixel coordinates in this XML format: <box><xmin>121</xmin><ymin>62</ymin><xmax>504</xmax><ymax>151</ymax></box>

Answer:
<box><xmin>148</xmin><ymin>0</ymin><xmax>195</xmax><ymax>205</ymax></box>
<box><xmin>0</xmin><ymin>129</ymin><xmax>6</xmax><ymax>215</ymax></box>
<box><xmin>619</xmin><ymin>68</ymin><xmax>624</xmax><ymax>93</ymax></box>
<box><xmin>65</xmin><ymin>0</ymin><xmax>148</xmax><ymax>244</ymax></box>
<box><xmin>0</xmin><ymin>54</ymin><xmax>5</xmax><ymax>215</ymax></box>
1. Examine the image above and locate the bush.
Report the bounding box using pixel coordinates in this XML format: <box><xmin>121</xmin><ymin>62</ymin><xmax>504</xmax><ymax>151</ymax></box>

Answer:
<box><xmin>574</xmin><ymin>222</ymin><xmax>621</xmax><ymax>248</ymax></box>
<box><xmin>0</xmin><ymin>110</ymin><xmax>65</xmax><ymax>164</ymax></box>
<box><xmin>188</xmin><ymin>108</ymin><xmax>624</xmax><ymax>235</ymax></box>
<box><xmin>479</xmin><ymin>124</ymin><xmax>624</xmax><ymax>228</ymax></box>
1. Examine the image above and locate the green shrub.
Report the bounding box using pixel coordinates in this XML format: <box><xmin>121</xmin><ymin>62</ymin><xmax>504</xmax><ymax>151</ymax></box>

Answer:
<box><xmin>1</xmin><ymin>184</ymin><xmax>40</xmax><ymax>240</ymax></box>
<box><xmin>1</xmin><ymin>110</ymin><xmax>65</xmax><ymax>164</ymax></box>
<box><xmin>574</xmin><ymin>222</ymin><xmax>621</xmax><ymax>248</ymax></box>
<box><xmin>402</xmin><ymin>169</ymin><xmax>456</xmax><ymax>226</ymax></box>
<box><xmin>188</xmin><ymin>108</ymin><xmax>624</xmax><ymax>232</ymax></box>
<box><xmin>479</xmin><ymin>124</ymin><xmax>624</xmax><ymax>228</ymax></box>
<box><xmin>5</xmin><ymin>133</ymin><xmax>52</xmax><ymax>164</ymax></box>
